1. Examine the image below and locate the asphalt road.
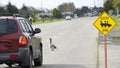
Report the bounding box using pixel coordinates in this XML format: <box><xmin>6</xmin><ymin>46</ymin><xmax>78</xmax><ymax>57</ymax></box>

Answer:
<box><xmin>0</xmin><ymin>17</ymin><xmax>98</xmax><ymax>68</ymax></box>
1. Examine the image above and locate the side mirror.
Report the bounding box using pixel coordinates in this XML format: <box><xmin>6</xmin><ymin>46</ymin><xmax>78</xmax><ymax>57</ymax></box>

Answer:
<box><xmin>34</xmin><ymin>28</ymin><xmax>41</xmax><ymax>34</ymax></box>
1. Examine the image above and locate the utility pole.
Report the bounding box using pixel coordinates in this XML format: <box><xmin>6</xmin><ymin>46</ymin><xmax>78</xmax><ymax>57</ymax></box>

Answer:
<box><xmin>8</xmin><ymin>0</ymin><xmax>11</xmax><ymax>3</ymax></box>
<box><xmin>41</xmin><ymin>0</ymin><xmax>43</xmax><ymax>11</ymax></box>
<box><xmin>93</xmin><ymin>0</ymin><xmax>96</xmax><ymax>7</ymax></box>
<box><xmin>98</xmin><ymin>0</ymin><xmax>99</xmax><ymax>7</ymax></box>
<box><xmin>104</xmin><ymin>0</ymin><xmax>106</xmax><ymax>3</ymax></box>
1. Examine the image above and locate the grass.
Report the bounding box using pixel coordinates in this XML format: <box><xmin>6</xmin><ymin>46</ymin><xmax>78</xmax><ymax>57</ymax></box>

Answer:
<box><xmin>112</xmin><ymin>15</ymin><xmax>120</xmax><ymax>31</ymax></box>
<box><xmin>32</xmin><ymin>18</ymin><xmax>63</xmax><ymax>25</ymax></box>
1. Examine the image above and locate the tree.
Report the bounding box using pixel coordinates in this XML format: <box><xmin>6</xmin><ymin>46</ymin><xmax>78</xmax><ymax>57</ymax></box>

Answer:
<box><xmin>20</xmin><ymin>4</ymin><xmax>39</xmax><ymax>19</ymax></box>
<box><xmin>112</xmin><ymin>0</ymin><xmax>120</xmax><ymax>15</ymax></box>
<box><xmin>81</xmin><ymin>6</ymin><xmax>89</xmax><ymax>13</ymax></box>
<box><xmin>104</xmin><ymin>0</ymin><xmax>114</xmax><ymax>12</ymax></box>
<box><xmin>52</xmin><ymin>8</ymin><xmax>63</xmax><ymax>18</ymax></box>
<box><xmin>97</xmin><ymin>7</ymin><xmax>104</xmax><ymax>13</ymax></box>
<box><xmin>58</xmin><ymin>2</ymin><xmax>76</xmax><ymax>13</ymax></box>
<box><xmin>27</xmin><ymin>6</ymin><xmax>38</xmax><ymax>19</ymax></box>
<box><xmin>19</xmin><ymin>4</ymin><xmax>30</xmax><ymax>18</ymax></box>
<box><xmin>6</xmin><ymin>2</ymin><xmax>19</xmax><ymax>13</ymax></box>
<box><xmin>0</xmin><ymin>6</ymin><xmax>6</xmax><ymax>13</ymax></box>
<box><xmin>112</xmin><ymin>0</ymin><xmax>120</xmax><ymax>10</ymax></box>
<box><xmin>74</xmin><ymin>8</ymin><xmax>82</xmax><ymax>17</ymax></box>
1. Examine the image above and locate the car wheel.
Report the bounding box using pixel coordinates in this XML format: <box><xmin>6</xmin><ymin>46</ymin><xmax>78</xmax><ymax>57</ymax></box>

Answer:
<box><xmin>34</xmin><ymin>45</ymin><xmax>43</xmax><ymax>66</ymax></box>
<box><xmin>21</xmin><ymin>51</ymin><xmax>33</xmax><ymax>68</ymax></box>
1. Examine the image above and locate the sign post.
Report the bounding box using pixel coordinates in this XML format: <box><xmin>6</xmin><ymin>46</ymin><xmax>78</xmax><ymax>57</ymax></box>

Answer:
<box><xmin>104</xmin><ymin>35</ymin><xmax>107</xmax><ymax>68</ymax></box>
<box><xmin>93</xmin><ymin>12</ymin><xmax>116</xmax><ymax>68</ymax></box>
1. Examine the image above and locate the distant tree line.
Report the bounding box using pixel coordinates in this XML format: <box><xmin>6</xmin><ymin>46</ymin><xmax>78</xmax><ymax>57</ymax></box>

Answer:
<box><xmin>0</xmin><ymin>2</ymin><xmax>18</xmax><ymax>14</ymax></box>
<box><xmin>0</xmin><ymin>1</ymin><xmax>108</xmax><ymax>20</ymax></box>
<box><xmin>57</xmin><ymin>2</ymin><xmax>104</xmax><ymax>17</ymax></box>
<box><xmin>74</xmin><ymin>6</ymin><xmax>104</xmax><ymax>17</ymax></box>
<box><xmin>52</xmin><ymin>2</ymin><xmax>76</xmax><ymax>19</ymax></box>
<box><xmin>0</xmin><ymin>2</ymin><xmax>41</xmax><ymax>19</ymax></box>
<box><xmin>58</xmin><ymin>2</ymin><xmax>76</xmax><ymax>13</ymax></box>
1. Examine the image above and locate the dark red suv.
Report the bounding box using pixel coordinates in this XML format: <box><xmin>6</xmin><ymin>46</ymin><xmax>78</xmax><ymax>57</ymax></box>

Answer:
<box><xmin>0</xmin><ymin>14</ymin><xmax>43</xmax><ymax>68</ymax></box>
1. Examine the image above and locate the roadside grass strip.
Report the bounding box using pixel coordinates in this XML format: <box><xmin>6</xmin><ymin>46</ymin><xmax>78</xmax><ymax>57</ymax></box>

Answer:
<box><xmin>96</xmin><ymin>41</ymin><xmax>100</xmax><ymax>68</ymax></box>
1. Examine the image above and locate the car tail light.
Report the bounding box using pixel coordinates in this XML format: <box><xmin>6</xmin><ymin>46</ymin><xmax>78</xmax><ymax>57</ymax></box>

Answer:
<box><xmin>19</xmin><ymin>35</ymin><xmax>28</xmax><ymax>47</ymax></box>
<box><xmin>10</xmin><ymin>54</ymin><xmax>19</xmax><ymax>59</ymax></box>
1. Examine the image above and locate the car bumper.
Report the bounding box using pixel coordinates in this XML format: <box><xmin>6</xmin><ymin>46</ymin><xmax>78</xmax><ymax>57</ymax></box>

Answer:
<box><xmin>0</xmin><ymin>48</ymin><xmax>29</xmax><ymax>64</ymax></box>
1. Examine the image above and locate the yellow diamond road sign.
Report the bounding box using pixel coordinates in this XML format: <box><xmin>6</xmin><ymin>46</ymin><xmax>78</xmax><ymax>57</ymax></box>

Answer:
<box><xmin>94</xmin><ymin>12</ymin><xmax>117</xmax><ymax>35</ymax></box>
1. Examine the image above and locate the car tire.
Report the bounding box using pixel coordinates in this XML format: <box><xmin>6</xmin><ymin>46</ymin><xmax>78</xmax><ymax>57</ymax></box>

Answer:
<box><xmin>21</xmin><ymin>50</ymin><xmax>33</xmax><ymax>68</ymax></box>
<box><xmin>34</xmin><ymin>45</ymin><xmax>43</xmax><ymax>66</ymax></box>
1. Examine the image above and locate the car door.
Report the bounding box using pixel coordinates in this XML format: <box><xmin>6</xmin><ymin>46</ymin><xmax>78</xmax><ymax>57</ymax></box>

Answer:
<box><xmin>24</xmin><ymin>20</ymin><xmax>40</xmax><ymax>52</ymax></box>
<box><xmin>19</xmin><ymin>19</ymin><xmax>33</xmax><ymax>45</ymax></box>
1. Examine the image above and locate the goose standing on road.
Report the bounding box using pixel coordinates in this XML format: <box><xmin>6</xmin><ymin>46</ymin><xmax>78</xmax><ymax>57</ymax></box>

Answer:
<box><xmin>49</xmin><ymin>38</ymin><xmax>57</xmax><ymax>51</ymax></box>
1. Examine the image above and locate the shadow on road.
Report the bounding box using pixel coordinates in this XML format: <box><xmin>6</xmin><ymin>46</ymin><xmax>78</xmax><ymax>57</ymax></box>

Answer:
<box><xmin>3</xmin><ymin>64</ymin><xmax>88</xmax><ymax>68</ymax></box>
<box><xmin>36</xmin><ymin>64</ymin><xmax>88</xmax><ymax>68</ymax></box>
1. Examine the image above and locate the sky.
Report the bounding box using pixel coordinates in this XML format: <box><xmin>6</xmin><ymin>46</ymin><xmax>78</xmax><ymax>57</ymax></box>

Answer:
<box><xmin>0</xmin><ymin>0</ymin><xmax>104</xmax><ymax>9</ymax></box>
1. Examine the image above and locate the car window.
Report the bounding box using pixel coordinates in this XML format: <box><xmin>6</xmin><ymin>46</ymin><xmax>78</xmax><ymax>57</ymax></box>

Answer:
<box><xmin>21</xmin><ymin>20</ymin><xmax>30</xmax><ymax>32</ymax></box>
<box><xmin>19</xmin><ymin>19</ymin><xmax>33</xmax><ymax>33</ymax></box>
<box><xmin>24</xmin><ymin>21</ymin><xmax>33</xmax><ymax>33</ymax></box>
<box><xmin>19</xmin><ymin>19</ymin><xmax>27</xmax><ymax>32</ymax></box>
<box><xmin>0</xmin><ymin>19</ymin><xmax>18</xmax><ymax>34</ymax></box>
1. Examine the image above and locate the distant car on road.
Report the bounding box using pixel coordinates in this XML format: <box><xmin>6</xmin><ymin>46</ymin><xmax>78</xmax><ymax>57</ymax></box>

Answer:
<box><xmin>73</xmin><ymin>14</ymin><xmax>78</xmax><ymax>19</ymax></box>
<box><xmin>65</xmin><ymin>16</ymin><xmax>71</xmax><ymax>20</ymax></box>
<box><xmin>0</xmin><ymin>14</ymin><xmax>43</xmax><ymax>68</ymax></box>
